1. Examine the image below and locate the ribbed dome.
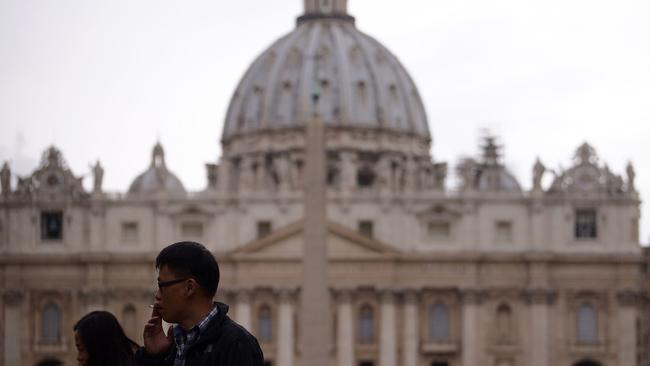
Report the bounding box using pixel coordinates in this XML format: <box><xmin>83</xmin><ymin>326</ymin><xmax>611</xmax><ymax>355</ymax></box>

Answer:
<box><xmin>128</xmin><ymin>143</ymin><xmax>186</xmax><ymax>198</ymax></box>
<box><xmin>222</xmin><ymin>2</ymin><xmax>430</xmax><ymax>142</ymax></box>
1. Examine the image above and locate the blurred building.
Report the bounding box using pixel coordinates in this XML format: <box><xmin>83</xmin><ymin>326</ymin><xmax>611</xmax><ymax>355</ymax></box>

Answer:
<box><xmin>0</xmin><ymin>1</ymin><xmax>645</xmax><ymax>366</ymax></box>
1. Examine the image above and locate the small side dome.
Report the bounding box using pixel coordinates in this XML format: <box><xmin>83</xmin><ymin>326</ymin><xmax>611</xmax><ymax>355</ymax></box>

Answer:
<box><xmin>477</xmin><ymin>136</ymin><xmax>521</xmax><ymax>192</ymax></box>
<box><xmin>128</xmin><ymin>142</ymin><xmax>186</xmax><ymax>198</ymax></box>
<box><xmin>458</xmin><ymin>136</ymin><xmax>521</xmax><ymax>193</ymax></box>
<box><xmin>476</xmin><ymin>137</ymin><xmax>521</xmax><ymax>192</ymax></box>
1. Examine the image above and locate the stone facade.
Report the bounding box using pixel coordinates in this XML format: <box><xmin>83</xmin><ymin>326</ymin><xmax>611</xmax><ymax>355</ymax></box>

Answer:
<box><xmin>0</xmin><ymin>1</ymin><xmax>646</xmax><ymax>366</ymax></box>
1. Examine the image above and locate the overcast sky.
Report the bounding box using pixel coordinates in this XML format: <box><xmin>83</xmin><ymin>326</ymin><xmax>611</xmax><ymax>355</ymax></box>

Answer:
<box><xmin>1</xmin><ymin>0</ymin><xmax>649</xmax><ymax>243</ymax></box>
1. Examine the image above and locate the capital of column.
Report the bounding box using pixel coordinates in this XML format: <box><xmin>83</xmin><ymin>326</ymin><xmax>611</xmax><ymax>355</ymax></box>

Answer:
<box><xmin>379</xmin><ymin>287</ymin><xmax>399</xmax><ymax>303</ymax></box>
<box><xmin>332</xmin><ymin>287</ymin><xmax>354</xmax><ymax>303</ymax></box>
<box><xmin>524</xmin><ymin>288</ymin><xmax>556</xmax><ymax>305</ymax></box>
<box><xmin>403</xmin><ymin>288</ymin><xmax>420</xmax><ymax>304</ymax></box>
<box><xmin>79</xmin><ymin>288</ymin><xmax>107</xmax><ymax>304</ymax></box>
<box><xmin>2</xmin><ymin>289</ymin><xmax>25</xmax><ymax>306</ymax></box>
<box><xmin>460</xmin><ymin>288</ymin><xmax>486</xmax><ymax>305</ymax></box>
<box><xmin>276</xmin><ymin>287</ymin><xmax>299</xmax><ymax>303</ymax></box>
<box><xmin>235</xmin><ymin>288</ymin><xmax>253</xmax><ymax>303</ymax></box>
<box><xmin>617</xmin><ymin>289</ymin><xmax>641</xmax><ymax>307</ymax></box>
<box><xmin>217</xmin><ymin>287</ymin><xmax>237</xmax><ymax>299</ymax></box>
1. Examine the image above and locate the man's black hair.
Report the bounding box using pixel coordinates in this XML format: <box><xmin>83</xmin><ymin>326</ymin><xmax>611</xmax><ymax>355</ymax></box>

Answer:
<box><xmin>156</xmin><ymin>241</ymin><xmax>220</xmax><ymax>298</ymax></box>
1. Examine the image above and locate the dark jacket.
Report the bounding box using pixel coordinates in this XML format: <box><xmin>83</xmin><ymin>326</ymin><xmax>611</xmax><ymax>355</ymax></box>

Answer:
<box><xmin>135</xmin><ymin>303</ymin><xmax>264</xmax><ymax>366</ymax></box>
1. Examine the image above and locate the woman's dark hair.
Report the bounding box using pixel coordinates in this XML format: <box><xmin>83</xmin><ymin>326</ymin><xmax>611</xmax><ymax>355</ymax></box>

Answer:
<box><xmin>73</xmin><ymin>311</ymin><xmax>138</xmax><ymax>366</ymax></box>
<box><xmin>156</xmin><ymin>241</ymin><xmax>220</xmax><ymax>297</ymax></box>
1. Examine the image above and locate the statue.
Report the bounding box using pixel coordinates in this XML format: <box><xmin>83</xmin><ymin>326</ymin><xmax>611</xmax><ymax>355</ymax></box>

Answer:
<box><xmin>205</xmin><ymin>163</ymin><xmax>218</xmax><ymax>189</ymax></box>
<box><xmin>532</xmin><ymin>157</ymin><xmax>545</xmax><ymax>191</ymax></box>
<box><xmin>91</xmin><ymin>160</ymin><xmax>104</xmax><ymax>193</ymax></box>
<box><xmin>626</xmin><ymin>161</ymin><xmax>636</xmax><ymax>192</ymax></box>
<box><xmin>273</xmin><ymin>154</ymin><xmax>291</xmax><ymax>192</ymax></box>
<box><xmin>0</xmin><ymin>162</ymin><xmax>10</xmax><ymax>196</ymax></box>
<box><xmin>457</xmin><ymin>158</ymin><xmax>477</xmax><ymax>191</ymax></box>
<box><xmin>433</xmin><ymin>162</ymin><xmax>447</xmax><ymax>190</ymax></box>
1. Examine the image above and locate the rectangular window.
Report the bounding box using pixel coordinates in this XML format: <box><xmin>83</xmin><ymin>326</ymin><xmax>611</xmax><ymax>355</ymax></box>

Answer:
<box><xmin>358</xmin><ymin>220</ymin><xmax>374</xmax><ymax>239</ymax></box>
<box><xmin>121</xmin><ymin>222</ymin><xmax>139</xmax><ymax>243</ymax></box>
<box><xmin>428</xmin><ymin>221</ymin><xmax>450</xmax><ymax>240</ymax></box>
<box><xmin>181</xmin><ymin>221</ymin><xmax>204</xmax><ymax>239</ymax></box>
<box><xmin>495</xmin><ymin>221</ymin><xmax>513</xmax><ymax>244</ymax></box>
<box><xmin>257</xmin><ymin>221</ymin><xmax>272</xmax><ymax>239</ymax></box>
<box><xmin>575</xmin><ymin>209</ymin><xmax>597</xmax><ymax>239</ymax></box>
<box><xmin>41</xmin><ymin>211</ymin><xmax>63</xmax><ymax>241</ymax></box>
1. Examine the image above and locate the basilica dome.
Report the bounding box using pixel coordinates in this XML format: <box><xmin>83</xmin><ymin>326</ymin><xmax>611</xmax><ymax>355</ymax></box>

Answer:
<box><xmin>222</xmin><ymin>0</ymin><xmax>430</xmax><ymax>142</ymax></box>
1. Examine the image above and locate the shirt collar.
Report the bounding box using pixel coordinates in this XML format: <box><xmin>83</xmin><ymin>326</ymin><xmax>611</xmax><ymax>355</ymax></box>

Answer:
<box><xmin>173</xmin><ymin>303</ymin><xmax>219</xmax><ymax>347</ymax></box>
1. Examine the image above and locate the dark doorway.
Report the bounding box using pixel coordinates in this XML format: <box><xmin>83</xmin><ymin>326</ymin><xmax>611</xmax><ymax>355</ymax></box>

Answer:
<box><xmin>359</xmin><ymin>361</ymin><xmax>374</xmax><ymax>366</ymax></box>
<box><xmin>574</xmin><ymin>360</ymin><xmax>602</xmax><ymax>366</ymax></box>
<box><xmin>36</xmin><ymin>360</ymin><xmax>63</xmax><ymax>366</ymax></box>
<box><xmin>432</xmin><ymin>362</ymin><xmax>449</xmax><ymax>366</ymax></box>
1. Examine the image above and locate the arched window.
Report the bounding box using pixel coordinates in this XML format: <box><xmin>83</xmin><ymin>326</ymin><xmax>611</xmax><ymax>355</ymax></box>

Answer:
<box><xmin>122</xmin><ymin>304</ymin><xmax>137</xmax><ymax>340</ymax></box>
<box><xmin>430</xmin><ymin>303</ymin><xmax>450</xmax><ymax>341</ymax></box>
<box><xmin>258</xmin><ymin>305</ymin><xmax>272</xmax><ymax>343</ymax></box>
<box><xmin>577</xmin><ymin>304</ymin><xmax>598</xmax><ymax>343</ymax></box>
<box><xmin>358</xmin><ymin>305</ymin><xmax>374</xmax><ymax>343</ymax></box>
<box><xmin>41</xmin><ymin>303</ymin><xmax>61</xmax><ymax>344</ymax></box>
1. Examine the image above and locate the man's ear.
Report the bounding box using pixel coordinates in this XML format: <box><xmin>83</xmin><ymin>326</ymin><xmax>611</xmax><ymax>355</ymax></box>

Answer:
<box><xmin>186</xmin><ymin>279</ymin><xmax>198</xmax><ymax>297</ymax></box>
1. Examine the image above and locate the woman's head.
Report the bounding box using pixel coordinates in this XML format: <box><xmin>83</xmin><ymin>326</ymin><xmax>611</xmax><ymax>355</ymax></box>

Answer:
<box><xmin>73</xmin><ymin>311</ymin><xmax>138</xmax><ymax>366</ymax></box>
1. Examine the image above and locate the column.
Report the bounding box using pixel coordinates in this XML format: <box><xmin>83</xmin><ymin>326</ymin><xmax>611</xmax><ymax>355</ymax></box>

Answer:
<box><xmin>379</xmin><ymin>289</ymin><xmax>397</xmax><ymax>366</ymax></box>
<box><xmin>402</xmin><ymin>289</ymin><xmax>419</xmax><ymax>366</ymax></box>
<box><xmin>617</xmin><ymin>290</ymin><xmax>638</xmax><ymax>366</ymax></box>
<box><xmin>300</xmin><ymin>103</ymin><xmax>331</xmax><ymax>366</ymax></box>
<box><xmin>235</xmin><ymin>289</ymin><xmax>252</xmax><ymax>331</ymax></box>
<box><xmin>461</xmin><ymin>289</ymin><xmax>482</xmax><ymax>366</ymax></box>
<box><xmin>525</xmin><ymin>288</ymin><xmax>554</xmax><ymax>366</ymax></box>
<box><xmin>277</xmin><ymin>289</ymin><xmax>295</xmax><ymax>366</ymax></box>
<box><xmin>3</xmin><ymin>290</ymin><xmax>24</xmax><ymax>366</ymax></box>
<box><xmin>336</xmin><ymin>289</ymin><xmax>354</xmax><ymax>366</ymax></box>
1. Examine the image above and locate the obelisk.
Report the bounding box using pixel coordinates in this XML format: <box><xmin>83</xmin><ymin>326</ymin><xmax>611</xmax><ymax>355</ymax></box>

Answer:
<box><xmin>300</xmin><ymin>91</ymin><xmax>331</xmax><ymax>364</ymax></box>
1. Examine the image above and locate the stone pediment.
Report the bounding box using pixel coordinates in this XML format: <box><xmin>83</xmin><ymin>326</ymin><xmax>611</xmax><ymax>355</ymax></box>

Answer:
<box><xmin>229</xmin><ymin>220</ymin><xmax>399</xmax><ymax>260</ymax></box>
<box><xmin>546</xmin><ymin>142</ymin><xmax>633</xmax><ymax>198</ymax></box>
<box><xmin>14</xmin><ymin>146</ymin><xmax>88</xmax><ymax>201</ymax></box>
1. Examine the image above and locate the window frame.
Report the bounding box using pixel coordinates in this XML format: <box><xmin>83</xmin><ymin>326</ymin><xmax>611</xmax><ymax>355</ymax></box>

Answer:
<box><xmin>40</xmin><ymin>211</ymin><xmax>64</xmax><ymax>242</ymax></box>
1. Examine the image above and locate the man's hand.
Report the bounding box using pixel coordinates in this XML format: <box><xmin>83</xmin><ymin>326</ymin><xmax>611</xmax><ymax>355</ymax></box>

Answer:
<box><xmin>143</xmin><ymin>305</ymin><xmax>173</xmax><ymax>356</ymax></box>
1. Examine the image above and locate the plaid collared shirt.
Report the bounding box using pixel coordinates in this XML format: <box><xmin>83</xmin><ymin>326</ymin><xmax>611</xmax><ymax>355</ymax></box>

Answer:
<box><xmin>172</xmin><ymin>304</ymin><xmax>219</xmax><ymax>366</ymax></box>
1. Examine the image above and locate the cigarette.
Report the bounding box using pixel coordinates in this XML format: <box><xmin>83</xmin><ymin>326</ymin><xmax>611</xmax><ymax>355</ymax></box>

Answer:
<box><xmin>149</xmin><ymin>304</ymin><xmax>155</xmax><ymax>309</ymax></box>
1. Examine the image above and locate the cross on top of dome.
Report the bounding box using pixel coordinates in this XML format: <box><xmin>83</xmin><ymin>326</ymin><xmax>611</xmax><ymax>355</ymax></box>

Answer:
<box><xmin>299</xmin><ymin>0</ymin><xmax>354</xmax><ymax>24</ymax></box>
<box><xmin>304</xmin><ymin>0</ymin><xmax>347</xmax><ymax>13</ymax></box>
